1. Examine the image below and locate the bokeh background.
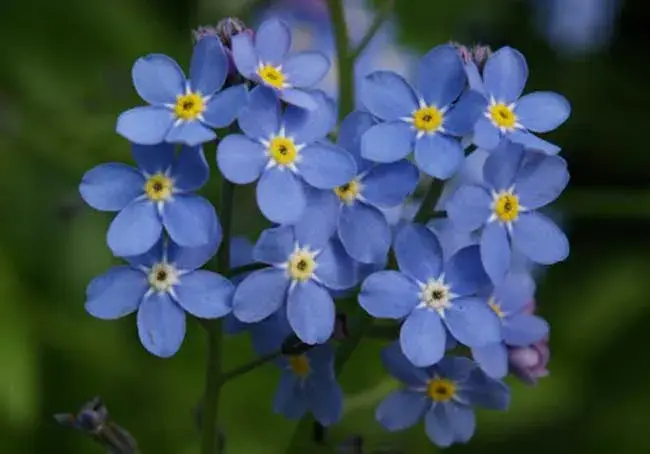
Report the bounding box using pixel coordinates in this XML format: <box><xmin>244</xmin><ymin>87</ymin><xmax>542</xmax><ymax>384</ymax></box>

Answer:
<box><xmin>1</xmin><ymin>0</ymin><xmax>648</xmax><ymax>452</ymax></box>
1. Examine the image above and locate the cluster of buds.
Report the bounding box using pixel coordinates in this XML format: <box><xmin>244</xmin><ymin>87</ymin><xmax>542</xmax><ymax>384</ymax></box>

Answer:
<box><xmin>193</xmin><ymin>18</ymin><xmax>254</xmax><ymax>78</ymax></box>
<box><xmin>508</xmin><ymin>301</ymin><xmax>550</xmax><ymax>385</ymax></box>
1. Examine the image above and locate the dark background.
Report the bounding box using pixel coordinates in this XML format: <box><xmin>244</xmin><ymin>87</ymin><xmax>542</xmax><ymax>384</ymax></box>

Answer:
<box><xmin>1</xmin><ymin>0</ymin><xmax>648</xmax><ymax>452</ymax></box>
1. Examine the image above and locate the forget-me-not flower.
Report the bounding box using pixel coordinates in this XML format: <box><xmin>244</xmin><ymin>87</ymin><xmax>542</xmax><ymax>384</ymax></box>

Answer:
<box><xmin>85</xmin><ymin>231</ymin><xmax>232</xmax><ymax>358</ymax></box>
<box><xmin>231</xmin><ymin>18</ymin><xmax>330</xmax><ymax>110</ymax></box>
<box><xmin>116</xmin><ymin>36</ymin><xmax>248</xmax><ymax>146</ymax></box>
<box><xmin>80</xmin><ymin>143</ymin><xmax>218</xmax><ymax>257</ymax></box>
<box><xmin>359</xmin><ymin>44</ymin><xmax>484</xmax><ymax>179</ymax></box>
<box><xmin>232</xmin><ymin>225</ymin><xmax>358</xmax><ymax>345</ymax></box>
<box><xmin>217</xmin><ymin>86</ymin><xmax>356</xmax><ymax>224</ymax></box>
<box><xmin>446</xmin><ymin>140</ymin><xmax>570</xmax><ymax>284</ymax></box>
<box><xmin>471</xmin><ymin>46</ymin><xmax>571</xmax><ymax>154</ymax></box>
<box><xmin>359</xmin><ymin>224</ymin><xmax>500</xmax><ymax>367</ymax></box>
<box><xmin>376</xmin><ymin>343</ymin><xmax>509</xmax><ymax>448</ymax></box>
<box><xmin>293</xmin><ymin>110</ymin><xmax>419</xmax><ymax>264</ymax></box>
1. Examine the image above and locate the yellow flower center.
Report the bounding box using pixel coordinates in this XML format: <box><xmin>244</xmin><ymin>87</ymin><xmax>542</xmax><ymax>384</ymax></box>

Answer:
<box><xmin>493</xmin><ymin>192</ymin><xmax>520</xmax><ymax>223</ymax></box>
<box><xmin>144</xmin><ymin>174</ymin><xmax>173</xmax><ymax>201</ymax></box>
<box><xmin>258</xmin><ymin>64</ymin><xmax>286</xmax><ymax>89</ymax></box>
<box><xmin>287</xmin><ymin>248</ymin><xmax>317</xmax><ymax>282</ymax></box>
<box><xmin>413</xmin><ymin>106</ymin><xmax>443</xmax><ymax>133</ymax></box>
<box><xmin>148</xmin><ymin>263</ymin><xmax>179</xmax><ymax>292</ymax></box>
<box><xmin>426</xmin><ymin>378</ymin><xmax>456</xmax><ymax>402</ymax></box>
<box><xmin>174</xmin><ymin>92</ymin><xmax>205</xmax><ymax>121</ymax></box>
<box><xmin>334</xmin><ymin>179</ymin><xmax>361</xmax><ymax>204</ymax></box>
<box><xmin>268</xmin><ymin>137</ymin><xmax>298</xmax><ymax>166</ymax></box>
<box><xmin>488</xmin><ymin>297</ymin><xmax>505</xmax><ymax>318</ymax></box>
<box><xmin>489</xmin><ymin>103</ymin><xmax>517</xmax><ymax>129</ymax></box>
<box><xmin>288</xmin><ymin>354</ymin><xmax>311</xmax><ymax>378</ymax></box>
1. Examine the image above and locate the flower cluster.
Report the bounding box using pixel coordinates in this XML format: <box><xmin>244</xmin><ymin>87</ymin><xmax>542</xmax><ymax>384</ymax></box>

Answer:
<box><xmin>79</xmin><ymin>14</ymin><xmax>569</xmax><ymax>449</ymax></box>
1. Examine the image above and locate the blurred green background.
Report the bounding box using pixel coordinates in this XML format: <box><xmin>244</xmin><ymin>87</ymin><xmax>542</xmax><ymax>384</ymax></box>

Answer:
<box><xmin>1</xmin><ymin>0</ymin><xmax>649</xmax><ymax>452</ymax></box>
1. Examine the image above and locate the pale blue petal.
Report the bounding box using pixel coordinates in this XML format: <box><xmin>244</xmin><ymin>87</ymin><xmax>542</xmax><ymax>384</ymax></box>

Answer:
<box><xmin>435</xmin><ymin>356</ymin><xmax>477</xmax><ymax>382</ymax></box>
<box><xmin>131</xmin><ymin>143</ymin><xmax>175</xmax><ymax>175</ymax></box>
<box><xmin>483</xmin><ymin>141</ymin><xmax>525</xmax><ymax>190</ymax></box>
<box><xmin>483</xmin><ymin>47</ymin><xmax>528</xmax><ymax>103</ymax></box>
<box><xmin>464</xmin><ymin>369</ymin><xmax>510</xmax><ymax>410</ymax></box>
<box><xmin>283</xmin><ymin>91</ymin><xmax>335</xmax><ymax>143</ymax></box>
<box><xmin>400</xmin><ymin>308</ymin><xmax>446</xmax><ymax>367</ymax></box>
<box><xmin>107</xmin><ymin>200</ymin><xmax>162</xmax><ymax>257</ymax></box>
<box><xmin>216</xmin><ymin>134</ymin><xmax>267</xmax><ymax>184</ymax></box>
<box><xmin>189</xmin><ymin>36</ymin><xmax>227</xmax><ymax>95</ymax></box>
<box><xmin>253</xmin><ymin>225</ymin><xmax>295</xmax><ymax>265</ymax></box>
<box><xmin>360</xmin><ymin>71</ymin><xmax>419</xmax><ymax>120</ymax></box>
<box><xmin>298</xmin><ymin>143</ymin><xmax>357</xmax><ymax>189</ymax></box>
<box><xmin>509</xmin><ymin>129</ymin><xmax>561</xmax><ymax>154</ymax></box>
<box><xmin>273</xmin><ymin>372</ymin><xmax>307</xmax><ymax>419</ymax></box>
<box><xmin>515</xmin><ymin>153</ymin><xmax>569</xmax><ymax>209</ymax></box>
<box><xmin>284</xmin><ymin>52</ymin><xmax>330</xmax><ymax>87</ymax></box>
<box><xmin>162</xmin><ymin>195</ymin><xmax>216</xmax><ymax>247</ymax></box>
<box><xmin>339</xmin><ymin>203</ymin><xmax>390</xmax><ymax>264</ymax></box>
<box><xmin>445</xmin><ymin>185</ymin><xmax>492</xmax><ymax>232</ymax></box>
<box><xmin>255</xmin><ymin>18</ymin><xmax>291</xmax><ymax>65</ymax></box>
<box><xmin>85</xmin><ymin>267</ymin><xmax>147</xmax><ymax>319</ymax></box>
<box><xmin>472</xmin><ymin>117</ymin><xmax>501</xmax><ymax>150</ymax></box>
<box><xmin>280</xmin><ymin>88</ymin><xmax>318</xmax><ymax>110</ymax></box>
<box><xmin>232</xmin><ymin>268</ymin><xmax>289</xmax><ymax>323</ymax></box>
<box><xmin>132</xmin><ymin>54</ymin><xmax>185</xmax><ymax>105</ymax></box>
<box><xmin>79</xmin><ymin>163</ymin><xmax>143</xmax><ymax>212</ymax></box>
<box><xmin>503</xmin><ymin>314</ymin><xmax>549</xmax><ymax>346</ymax></box>
<box><xmin>444</xmin><ymin>245</ymin><xmax>490</xmax><ymax>296</ymax></box>
<box><xmin>381</xmin><ymin>342</ymin><xmax>430</xmax><ymax>386</ymax></box>
<box><xmin>165</xmin><ymin>121</ymin><xmax>216</xmax><ymax>146</ymax></box>
<box><xmin>171</xmin><ymin>145</ymin><xmax>209</xmax><ymax>191</ymax></box>
<box><xmin>515</xmin><ymin>91</ymin><xmax>571</xmax><ymax>133</ymax></box>
<box><xmin>511</xmin><ymin>212</ymin><xmax>569</xmax><ymax>264</ymax></box>
<box><xmin>237</xmin><ymin>86</ymin><xmax>281</xmax><ymax>139</ymax></box>
<box><xmin>231</xmin><ymin>33</ymin><xmax>259</xmax><ymax>78</ymax></box>
<box><xmin>480</xmin><ymin>222</ymin><xmax>511</xmax><ymax>285</ymax></box>
<box><xmin>174</xmin><ymin>270</ymin><xmax>233</xmax><ymax>318</ymax></box>
<box><xmin>360</xmin><ymin>121</ymin><xmax>414</xmax><ymax>163</ymax></box>
<box><xmin>394</xmin><ymin>223</ymin><xmax>443</xmax><ymax>282</ymax></box>
<box><xmin>256</xmin><ymin>169</ymin><xmax>306</xmax><ymax>224</ymax></box>
<box><xmin>361</xmin><ymin>161</ymin><xmax>419</xmax><ymax>208</ymax></box>
<box><xmin>472</xmin><ymin>344</ymin><xmax>509</xmax><ymax>379</ymax></box>
<box><xmin>315</xmin><ymin>239</ymin><xmax>359</xmax><ymax>290</ymax></box>
<box><xmin>287</xmin><ymin>280</ymin><xmax>335</xmax><ymax>344</ymax></box>
<box><xmin>337</xmin><ymin>110</ymin><xmax>376</xmax><ymax>172</ymax></box>
<box><xmin>376</xmin><ymin>391</ymin><xmax>429</xmax><ymax>431</ymax></box>
<box><xmin>444</xmin><ymin>297</ymin><xmax>501</xmax><ymax>347</ymax></box>
<box><xmin>167</xmin><ymin>218</ymin><xmax>222</xmax><ymax>271</ymax></box>
<box><xmin>116</xmin><ymin>106</ymin><xmax>174</xmax><ymax>146</ymax></box>
<box><xmin>359</xmin><ymin>271</ymin><xmax>419</xmax><ymax>319</ymax></box>
<box><xmin>424</xmin><ymin>405</ymin><xmax>454</xmax><ymax>447</ymax></box>
<box><xmin>444</xmin><ymin>91</ymin><xmax>487</xmax><ymax>137</ymax></box>
<box><xmin>293</xmin><ymin>188</ymin><xmax>339</xmax><ymax>248</ymax></box>
<box><xmin>427</xmin><ymin>218</ymin><xmax>479</xmax><ymax>261</ymax></box>
<box><xmin>202</xmin><ymin>84</ymin><xmax>248</xmax><ymax>128</ymax></box>
<box><xmin>414</xmin><ymin>133</ymin><xmax>464</xmax><ymax>180</ymax></box>
<box><xmin>307</xmin><ymin>378</ymin><xmax>343</xmax><ymax>426</ymax></box>
<box><xmin>417</xmin><ymin>44</ymin><xmax>466</xmax><ymax>107</ymax></box>
<box><xmin>230</xmin><ymin>236</ymin><xmax>254</xmax><ymax>268</ymax></box>
<box><xmin>464</xmin><ymin>61</ymin><xmax>485</xmax><ymax>94</ymax></box>
<box><xmin>494</xmin><ymin>271</ymin><xmax>536</xmax><ymax>312</ymax></box>
<box><xmin>137</xmin><ymin>292</ymin><xmax>186</xmax><ymax>358</ymax></box>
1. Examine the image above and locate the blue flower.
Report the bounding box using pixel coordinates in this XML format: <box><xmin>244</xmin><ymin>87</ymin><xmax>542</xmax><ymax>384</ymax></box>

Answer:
<box><xmin>472</xmin><ymin>272</ymin><xmax>549</xmax><ymax>378</ymax></box>
<box><xmin>446</xmin><ymin>140</ymin><xmax>570</xmax><ymax>284</ymax></box>
<box><xmin>231</xmin><ymin>18</ymin><xmax>330</xmax><ymax>110</ymax></box>
<box><xmin>232</xmin><ymin>225</ymin><xmax>358</xmax><ymax>344</ymax></box>
<box><xmin>273</xmin><ymin>344</ymin><xmax>343</xmax><ymax>425</ymax></box>
<box><xmin>79</xmin><ymin>143</ymin><xmax>219</xmax><ymax>257</ymax></box>
<box><xmin>359</xmin><ymin>44</ymin><xmax>484</xmax><ymax>179</ymax></box>
<box><xmin>293</xmin><ymin>111</ymin><xmax>419</xmax><ymax>264</ymax></box>
<box><xmin>84</xmin><ymin>233</ymin><xmax>232</xmax><ymax>358</ymax></box>
<box><xmin>116</xmin><ymin>36</ymin><xmax>248</xmax><ymax>146</ymax></box>
<box><xmin>217</xmin><ymin>86</ymin><xmax>357</xmax><ymax>224</ymax></box>
<box><xmin>376</xmin><ymin>343</ymin><xmax>509</xmax><ymax>448</ymax></box>
<box><xmin>359</xmin><ymin>224</ymin><xmax>500</xmax><ymax>367</ymax></box>
<box><xmin>471</xmin><ymin>47</ymin><xmax>571</xmax><ymax>154</ymax></box>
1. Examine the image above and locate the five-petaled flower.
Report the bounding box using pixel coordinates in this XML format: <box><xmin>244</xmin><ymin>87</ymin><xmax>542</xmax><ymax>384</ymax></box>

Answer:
<box><xmin>80</xmin><ymin>143</ymin><xmax>218</xmax><ymax>257</ymax></box>
<box><xmin>376</xmin><ymin>343</ymin><xmax>510</xmax><ymax>447</ymax></box>
<box><xmin>116</xmin><ymin>36</ymin><xmax>248</xmax><ymax>146</ymax></box>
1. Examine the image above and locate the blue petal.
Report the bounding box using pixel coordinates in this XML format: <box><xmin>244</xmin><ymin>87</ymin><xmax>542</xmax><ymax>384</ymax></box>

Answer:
<box><xmin>298</xmin><ymin>142</ymin><xmax>357</xmax><ymax>189</ymax></box>
<box><xmin>464</xmin><ymin>61</ymin><xmax>485</xmax><ymax>95</ymax></box>
<box><xmin>464</xmin><ymin>369</ymin><xmax>510</xmax><ymax>410</ymax></box>
<box><xmin>165</xmin><ymin>120</ymin><xmax>216</xmax><ymax>146</ymax></box>
<box><xmin>509</xmin><ymin>129</ymin><xmax>561</xmax><ymax>154</ymax></box>
<box><xmin>79</xmin><ymin>163</ymin><xmax>143</xmax><ymax>212</ymax></box>
<box><xmin>472</xmin><ymin>344</ymin><xmax>509</xmax><ymax>379</ymax></box>
<box><xmin>250</xmin><ymin>311</ymin><xmax>293</xmax><ymax>355</ymax></box>
<box><xmin>424</xmin><ymin>405</ymin><xmax>454</xmax><ymax>447</ymax></box>
<box><xmin>427</xmin><ymin>218</ymin><xmax>479</xmax><ymax>261</ymax></box>
<box><xmin>448</xmin><ymin>405</ymin><xmax>476</xmax><ymax>443</ymax></box>
<box><xmin>273</xmin><ymin>372</ymin><xmax>307</xmax><ymax>419</ymax></box>
<box><xmin>122</xmin><ymin>238</ymin><xmax>164</xmax><ymax>270</ymax></box>
<box><xmin>280</xmin><ymin>88</ymin><xmax>318</xmax><ymax>110</ymax></box>
<box><xmin>255</xmin><ymin>18</ymin><xmax>291</xmax><ymax>65</ymax></box>
<box><xmin>360</xmin><ymin>71</ymin><xmax>419</xmax><ymax>120</ymax></box>
<box><xmin>515</xmin><ymin>91</ymin><xmax>571</xmax><ymax>133</ymax></box>
<box><xmin>238</xmin><ymin>86</ymin><xmax>281</xmax><ymax>139</ymax></box>
<box><xmin>137</xmin><ymin>292</ymin><xmax>186</xmax><ymax>358</ymax></box>
<box><xmin>171</xmin><ymin>145</ymin><xmax>209</xmax><ymax>191</ymax></box>
<box><xmin>414</xmin><ymin>133</ymin><xmax>464</xmax><ymax>180</ymax></box>
<box><xmin>132</xmin><ymin>54</ymin><xmax>185</xmax><ymax>105</ymax></box>
<box><xmin>202</xmin><ymin>84</ymin><xmax>248</xmax><ymax>128</ymax></box>
<box><xmin>444</xmin><ymin>297</ymin><xmax>501</xmax><ymax>347</ymax></box>
<box><xmin>189</xmin><ymin>36</ymin><xmax>227</xmax><ymax>95</ymax></box>
<box><xmin>339</xmin><ymin>203</ymin><xmax>390</xmax><ymax>264</ymax></box>
<box><xmin>434</xmin><ymin>355</ymin><xmax>477</xmax><ymax>382</ymax></box>
<box><xmin>223</xmin><ymin>314</ymin><xmax>247</xmax><ymax>335</ymax></box>
<box><xmin>294</xmin><ymin>188</ymin><xmax>339</xmax><ymax>248</ymax></box>
<box><xmin>444</xmin><ymin>245</ymin><xmax>490</xmax><ymax>296</ymax></box>
<box><xmin>483</xmin><ymin>140</ymin><xmax>525</xmax><ymax>190</ymax></box>
<box><xmin>359</xmin><ymin>271</ymin><xmax>419</xmax><ymax>319</ymax></box>
<box><xmin>400</xmin><ymin>308</ymin><xmax>446</xmax><ymax>367</ymax></box>
<box><xmin>445</xmin><ymin>185</ymin><xmax>492</xmax><ymax>232</ymax></box>
<box><xmin>444</xmin><ymin>91</ymin><xmax>487</xmax><ymax>137</ymax></box>
<box><xmin>307</xmin><ymin>378</ymin><xmax>343</xmax><ymax>426</ymax></box>
<box><xmin>362</xmin><ymin>161</ymin><xmax>420</xmax><ymax>208</ymax></box>
<box><xmin>494</xmin><ymin>271</ymin><xmax>535</xmax><ymax>313</ymax></box>
<box><xmin>230</xmin><ymin>236</ymin><xmax>255</xmax><ymax>268</ymax></box>
<box><xmin>360</xmin><ymin>121</ymin><xmax>414</xmax><ymax>163</ymax></box>
<box><xmin>232</xmin><ymin>268</ymin><xmax>289</xmax><ymax>323</ymax></box>
<box><xmin>511</xmin><ymin>212</ymin><xmax>569</xmax><ymax>264</ymax></box>
<box><xmin>256</xmin><ymin>168</ymin><xmax>306</xmax><ymax>224</ymax></box>
<box><xmin>162</xmin><ymin>195</ymin><xmax>216</xmax><ymax>247</ymax></box>
<box><xmin>283</xmin><ymin>91</ymin><xmax>335</xmax><ymax>143</ymax></box>
<box><xmin>515</xmin><ymin>153</ymin><xmax>569</xmax><ymax>209</ymax></box>
<box><xmin>287</xmin><ymin>280</ymin><xmax>335</xmax><ymax>344</ymax></box>
<box><xmin>480</xmin><ymin>222</ymin><xmax>511</xmax><ymax>285</ymax></box>
<box><xmin>85</xmin><ymin>266</ymin><xmax>147</xmax><ymax>319</ymax></box>
<box><xmin>314</xmin><ymin>239</ymin><xmax>359</xmax><ymax>290</ymax></box>
<box><xmin>131</xmin><ymin>143</ymin><xmax>175</xmax><ymax>175</ymax></box>
<box><xmin>306</xmin><ymin>344</ymin><xmax>335</xmax><ymax>372</ymax></box>
<box><xmin>472</xmin><ymin>117</ymin><xmax>501</xmax><ymax>150</ymax></box>
<box><xmin>216</xmin><ymin>134</ymin><xmax>267</xmax><ymax>184</ymax></box>
<box><xmin>253</xmin><ymin>225</ymin><xmax>295</xmax><ymax>265</ymax></box>
<box><xmin>376</xmin><ymin>390</ymin><xmax>429</xmax><ymax>431</ymax></box>
<box><xmin>231</xmin><ymin>33</ymin><xmax>259</xmax><ymax>78</ymax></box>
<box><xmin>337</xmin><ymin>110</ymin><xmax>376</xmax><ymax>172</ymax></box>
<box><xmin>417</xmin><ymin>44</ymin><xmax>466</xmax><ymax>107</ymax></box>
<box><xmin>503</xmin><ymin>314</ymin><xmax>549</xmax><ymax>346</ymax></box>
<box><xmin>483</xmin><ymin>47</ymin><xmax>528</xmax><ymax>103</ymax></box>
<box><xmin>174</xmin><ymin>270</ymin><xmax>233</xmax><ymax>318</ymax></box>
<box><xmin>116</xmin><ymin>106</ymin><xmax>174</xmax><ymax>146</ymax></box>
<box><xmin>394</xmin><ymin>223</ymin><xmax>443</xmax><ymax>283</ymax></box>
<box><xmin>380</xmin><ymin>342</ymin><xmax>430</xmax><ymax>386</ymax></box>
<box><xmin>107</xmin><ymin>200</ymin><xmax>162</xmax><ymax>257</ymax></box>
<box><xmin>167</xmin><ymin>219</ymin><xmax>222</xmax><ymax>271</ymax></box>
<box><xmin>284</xmin><ymin>52</ymin><xmax>330</xmax><ymax>88</ymax></box>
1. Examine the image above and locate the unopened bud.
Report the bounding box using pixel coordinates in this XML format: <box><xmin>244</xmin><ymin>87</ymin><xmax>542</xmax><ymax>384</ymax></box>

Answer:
<box><xmin>450</xmin><ymin>42</ymin><xmax>492</xmax><ymax>71</ymax></box>
<box><xmin>508</xmin><ymin>338</ymin><xmax>550</xmax><ymax>385</ymax></box>
<box><xmin>193</xmin><ymin>18</ymin><xmax>253</xmax><ymax>79</ymax></box>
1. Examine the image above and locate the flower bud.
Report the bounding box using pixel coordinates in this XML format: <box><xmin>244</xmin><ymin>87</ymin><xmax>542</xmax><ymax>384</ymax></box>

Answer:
<box><xmin>193</xmin><ymin>18</ymin><xmax>253</xmax><ymax>78</ymax></box>
<box><xmin>508</xmin><ymin>339</ymin><xmax>550</xmax><ymax>385</ymax></box>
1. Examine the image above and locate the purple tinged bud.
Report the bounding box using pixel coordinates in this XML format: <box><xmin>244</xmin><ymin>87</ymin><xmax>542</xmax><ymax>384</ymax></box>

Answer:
<box><xmin>450</xmin><ymin>42</ymin><xmax>493</xmax><ymax>70</ymax></box>
<box><xmin>193</xmin><ymin>18</ymin><xmax>254</xmax><ymax>77</ymax></box>
<box><xmin>508</xmin><ymin>340</ymin><xmax>550</xmax><ymax>385</ymax></box>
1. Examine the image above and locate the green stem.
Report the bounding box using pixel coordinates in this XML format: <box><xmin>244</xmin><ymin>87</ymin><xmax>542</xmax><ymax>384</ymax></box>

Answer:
<box><xmin>414</xmin><ymin>179</ymin><xmax>443</xmax><ymax>224</ymax></box>
<box><xmin>327</xmin><ymin>0</ymin><xmax>353</xmax><ymax>121</ymax></box>
<box><xmin>349</xmin><ymin>0</ymin><xmax>395</xmax><ymax>61</ymax></box>
<box><xmin>200</xmin><ymin>179</ymin><xmax>235</xmax><ymax>454</ymax></box>
<box><xmin>220</xmin><ymin>350</ymin><xmax>283</xmax><ymax>385</ymax></box>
